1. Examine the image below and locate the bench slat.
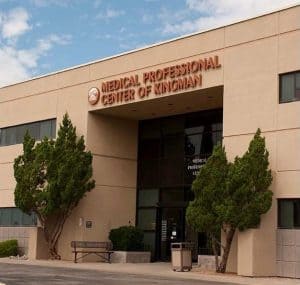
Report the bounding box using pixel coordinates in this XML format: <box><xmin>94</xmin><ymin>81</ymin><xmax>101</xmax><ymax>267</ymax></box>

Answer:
<box><xmin>71</xmin><ymin>241</ymin><xmax>112</xmax><ymax>250</ymax></box>
<box><xmin>71</xmin><ymin>241</ymin><xmax>113</xmax><ymax>263</ymax></box>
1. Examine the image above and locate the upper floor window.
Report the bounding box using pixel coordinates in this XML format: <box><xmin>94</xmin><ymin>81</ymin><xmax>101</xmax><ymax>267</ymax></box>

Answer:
<box><xmin>0</xmin><ymin>119</ymin><xmax>56</xmax><ymax>147</ymax></box>
<box><xmin>278</xmin><ymin>199</ymin><xmax>300</xmax><ymax>229</ymax></box>
<box><xmin>0</xmin><ymin>207</ymin><xmax>37</xmax><ymax>227</ymax></box>
<box><xmin>279</xmin><ymin>71</ymin><xmax>300</xmax><ymax>103</ymax></box>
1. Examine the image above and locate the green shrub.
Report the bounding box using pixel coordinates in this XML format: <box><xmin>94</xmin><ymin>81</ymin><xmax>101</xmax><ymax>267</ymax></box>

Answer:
<box><xmin>109</xmin><ymin>226</ymin><xmax>144</xmax><ymax>251</ymax></box>
<box><xmin>0</xmin><ymin>239</ymin><xmax>18</xmax><ymax>257</ymax></box>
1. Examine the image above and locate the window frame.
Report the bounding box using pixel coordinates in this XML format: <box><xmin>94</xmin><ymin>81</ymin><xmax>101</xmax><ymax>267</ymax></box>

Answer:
<box><xmin>279</xmin><ymin>70</ymin><xmax>300</xmax><ymax>104</ymax></box>
<box><xmin>0</xmin><ymin>207</ymin><xmax>37</xmax><ymax>227</ymax></box>
<box><xmin>278</xmin><ymin>198</ymin><xmax>300</xmax><ymax>229</ymax></box>
<box><xmin>0</xmin><ymin>118</ymin><xmax>56</xmax><ymax>147</ymax></box>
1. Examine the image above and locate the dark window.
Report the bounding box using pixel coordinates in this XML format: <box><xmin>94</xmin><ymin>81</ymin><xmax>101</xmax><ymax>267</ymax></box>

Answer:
<box><xmin>278</xmin><ymin>199</ymin><xmax>300</xmax><ymax>229</ymax></box>
<box><xmin>0</xmin><ymin>207</ymin><xmax>37</xmax><ymax>226</ymax></box>
<box><xmin>279</xmin><ymin>71</ymin><xmax>300</xmax><ymax>103</ymax></box>
<box><xmin>137</xmin><ymin>109</ymin><xmax>223</xmax><ymax>259</ymax></box>
<box><xmin>0</xmin><ymin>119</ymin><xmax>56</xmax><ymax>147</ymax></box>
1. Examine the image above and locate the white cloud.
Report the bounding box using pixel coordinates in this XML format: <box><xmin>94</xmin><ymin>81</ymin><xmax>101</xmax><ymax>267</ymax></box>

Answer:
<box><xmin>162</xmin><ymin>0</ymin><xmax>300</xmax><ymax>35</ymax></box>
<box><xmin>0</xmin><ymin>7</ymin><xmax>31</xmax><ymax>39</ymax></box>
<box><xmin>96</xmin><ymin>8</ymin><xmax>125</xmax><ymax>20</ymax></box>
<box><xmin>0</xmin><ymin>6</ymin><xmax>73</xmax><ymax>87</ymax></box>
<box><xmin>30</xmin><ymin>0</ymin><xmax>72</xmax><ymax>7</ymax></box>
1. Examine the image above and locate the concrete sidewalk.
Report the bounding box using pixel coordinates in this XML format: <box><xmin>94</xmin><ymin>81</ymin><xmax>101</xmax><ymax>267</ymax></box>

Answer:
<box><xmin>0</xmin><ymin>257</ymin><xmax>299</xmax><ymax>285</ymax></box>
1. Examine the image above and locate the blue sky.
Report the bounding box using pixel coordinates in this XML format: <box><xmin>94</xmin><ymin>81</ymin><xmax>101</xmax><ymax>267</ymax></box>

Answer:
<box><xmin>0</xmin><ymin>0</ymin><xmax>299</xmax><ymax>87</ymax></box>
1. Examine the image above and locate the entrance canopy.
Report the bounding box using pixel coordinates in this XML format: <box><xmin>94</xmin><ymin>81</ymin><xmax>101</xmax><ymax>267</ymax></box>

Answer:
<box><xmin>92</xmin><ymin>86</ymin><xmax>223</xmax><ymax>120</ymax></box>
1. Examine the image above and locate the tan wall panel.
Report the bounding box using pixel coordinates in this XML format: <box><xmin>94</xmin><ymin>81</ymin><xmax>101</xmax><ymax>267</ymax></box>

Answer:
<box><xmin>279</xmin><ymin>6</ymin><xmax>300</xmax><ymax>34</ymax></box>
<box><xmin>237</xmin><ymin>230</ymin><xmax>254</xmax><ymax>276</ymax></box>
<box><xmin>0</xmin><ymin>73</ymin><xmax>59</xmax><ymax>102</ymax></box>
<box><xmin>0</xmin><ymin>163</ymin><xmax>15</xmax><ymax>190</ymax></box>
<box><xmin>0</xmin><ymin>91</ymin><xmax>58</xmax><ymax>127</ymax></box>
<box><xmin>252</xmin><ymin>200</ymin><xmax>277</xmax><ymax>276</ymax></box>
<box><xmin>0</xmin><ymin>145</ymin><xmax>23</xmax><ymax>164</ymax></box>
<box><xmin>276</xmin><ymin>171</ymin><xmax>300</xmax><ymax>197</ymax></box>
<box><xmin>278</xmin><ymin>30</ymin><xmax>300</xmax><ymax>74</ymax></box>
<box><xmin>223</xmin><ymin>37</ymin><xmax>278</xmax><ymax>136</ymax></box>
<box><xmin>57</xmin><ymin>187</ymin><xmax>136</xmax><ymax>260</ymax></box>
<box><xmin>56</xmin><ymin>84</ymin><xmax>89</xmax><ymax>136</ymax></box>
<box><xmin>277</xmin><ymin>102</ymin><xmax>300</xmax><ymax>130</ymax></box>
<box><xmin>87</xmin><ymin>114</ymin><xmax>138</xmax><ymax>159</ymax></box>
<box><xmin>277</xmin><ymin>129</ymin><xmax>300</xmax><ymax>171</ymax></box>
<box><xmin>225</xmin><ymin>13</ymin><xmax>278</xmax><ymax>47</ymax></box>
<box><xmin>56</xmin><ymin>66</ymin><xmax>90</xmax><ymax>89</ymax></box>
<box><xmin>223</xmin><ymin>132</ymin><xmax>277</xmax><ymax>171</ymax></box>
<box><xmin>93</xmin><ymin>155</ymin><xmax>137</xmax><ymax>188</ymax></box>
<box><xmin>0</xmin><ymin>189</ymin><xmax>15</xmax><ymax>207</ymax></box>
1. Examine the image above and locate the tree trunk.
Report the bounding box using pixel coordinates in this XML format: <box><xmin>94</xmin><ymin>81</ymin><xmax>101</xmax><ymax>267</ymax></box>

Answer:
<box><xmin>42</xmin><ymin>213</ymin><xmax>69</xmax><ymax>260</ymax></box>
<box><xmin>217</xmin><ymin>227</ymin><xmax>235</xmax><ymax>273</ymax></box>
<box><xmin>211</xmin><ymin>236</ymin><xmax>219</xmax><ymax>272</ymax></box>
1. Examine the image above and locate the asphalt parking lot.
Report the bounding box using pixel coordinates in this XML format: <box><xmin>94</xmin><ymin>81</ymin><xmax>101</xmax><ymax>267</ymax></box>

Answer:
<box><xmin>0</xmin><ymin>263</ymin><xmax>237</xmax><ymax>285</ymax></box>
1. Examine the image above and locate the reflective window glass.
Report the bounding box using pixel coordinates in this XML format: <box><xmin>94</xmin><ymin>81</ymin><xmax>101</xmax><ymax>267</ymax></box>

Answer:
<box><xmin>26</xmin><ymin>122</ymin><xmax>40</xmax><ymax>140</ymax></box>
<box><xmin>280</xmin><ymin>72</ymin><xmax>300</xmax><ymax>103</ymax></box>
<box><xmin>162</xmin><ymin>135</ymin><xmax>184</xmax><ymax>158</ymax></box>
<box><xmin>51</xmin><ymin>120</ymin><xmax>56</xmax><ymax>138</ymax></box>
<box><xmin>140</xmin><ymin>120</ymin><xmax>160</xmax><ymax>139</ymax></box>
<box><xmin>143</xmin><ymin>232</ymin><xmax>156</xmax><ymax>255</ymax></box>
<box><xmin>0</xmin><ymin>208</ymin><xmax>11</xmax><ymax>226</ymax></box>
<box><xmin>138</xmin><ymin>189</ymin><xmax>159</xmax><ymax>207</ymax></box>
<box><xmin>161</xmin><ymin>117</ymin><xmax>184</xmax><ymax>136</ymax></box>
<box><xmin>160</xmin><ymin>158</ymin><xmax>184</xmax><ymax>187</ymax></box>
<box><xmin>139</xmin><ymin>139</ymin><xmax>160</xmax><ymax>160</ymax></box>
<box><xmin>5</xmin><ymin>127</ymin><xmax>16</xmax><ymax>145</ymax></box>
<box><xmin>0</xmin><ymin>119</ymin><xmax>56</xmax><ymax>147</ymax></box>
<box><xmin>40</xmin><ymin>120</ymin><xmax>52</xmax><ymax>139</ymax></box>
<box><xmin>139</xmin><ymin>160</ymin><xmax>159</xmax><ymax>188</ymax></box>
<box><xmin>278</xmin><ymin>199</ymin><xmax>300</xmax><ymax>229</ymax></box>
<box><xmin>11</xmin><ymin>208</ymin><xmax>22</xmax><ymax>226</ymax></box>
<box><xmin>294</xmin><ymin>200</ymin><xmax>300</xmax><ymax>228</ymax></box>
<box><xmin>0</xmin><ymin>129</ymin><xmax>6</xmax><ymax>146</ymax></box>
<box><xmin>0</xmin><ymin>208</ymin><xmax>37</xmax><ymax>226</ymax></box>
<box><xmin>16</xmin><ymin>125</ymin><xmax>26</xmax><ymax>144</ymax></box>
<box><xmin>137</xmin><ymin>209</ymin><xmax>156</xmax><ymax>231</ymax></box>
<box><xmin>160</xmin><ymin>187</ymin><xmax>184</xmax><ymax>203</ymax></box>
<box><xmin>185</xmin><ymin>134</ymin><xmax>202</xmax><ymax>156</ymax></box>
<box><xmin>185</xmin><ymin>126</ymin><xmax>204</xmax><ymax>135</ymax></box>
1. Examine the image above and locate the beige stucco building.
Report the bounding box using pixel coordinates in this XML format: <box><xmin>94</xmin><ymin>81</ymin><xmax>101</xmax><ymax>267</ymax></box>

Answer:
<box><xmin>0</xmin><ymin>4</ymin><xmax>300</xmax><ymax>278</ymax></box>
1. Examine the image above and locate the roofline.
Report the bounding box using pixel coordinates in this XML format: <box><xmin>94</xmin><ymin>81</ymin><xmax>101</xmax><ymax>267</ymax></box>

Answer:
<box><xmin>1</xmin><ymin>2</ymin><xmax>299</xmax><ymax>90</ymax></box>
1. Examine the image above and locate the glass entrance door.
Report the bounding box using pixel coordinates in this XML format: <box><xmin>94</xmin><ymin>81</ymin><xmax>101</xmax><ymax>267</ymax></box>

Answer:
<box><xmin>136</xmin><ymin>109</ymin><xmax>223</xmax><ymax>261</ymax></box>
<box><xmin>157</xmin><ymin>207</ymin><xmax>185</xmax><ymax>261</ymax></box>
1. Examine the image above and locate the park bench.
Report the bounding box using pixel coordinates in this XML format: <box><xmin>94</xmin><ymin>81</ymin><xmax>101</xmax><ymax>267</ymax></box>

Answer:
<box><xmin>71</xmin><ymin>241</ymin><xmax>113</xmax><ymax>263</ymax></box>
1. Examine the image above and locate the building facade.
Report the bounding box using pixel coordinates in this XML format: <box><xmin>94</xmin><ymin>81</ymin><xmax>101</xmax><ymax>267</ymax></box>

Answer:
<box><xmin>0</xmin><ymin>5</ymin><xmax>300</xmax><ymax>278</ymax></box>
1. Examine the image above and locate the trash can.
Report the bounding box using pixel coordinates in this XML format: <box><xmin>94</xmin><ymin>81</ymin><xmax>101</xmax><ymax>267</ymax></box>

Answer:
<box><xmin>171</xmin><ymin>242</ymin><xmax>193</xmax><ymax>272</ymax></box>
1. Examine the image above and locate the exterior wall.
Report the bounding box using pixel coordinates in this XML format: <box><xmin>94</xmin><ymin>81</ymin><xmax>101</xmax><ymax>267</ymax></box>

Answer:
<box><xmin>277</xmin><ymin>229</ymin><xmax>300</xmax><ymax>278</ymax></box>
<box><xmin>0</xmin><ymin>4</ymin><xmax>298</xmax><ymax>276</ymax></box>
<box><xmin>0</xmin><ymin>227</ymin><xmax>35</xmax><ymax>255</ymax></box>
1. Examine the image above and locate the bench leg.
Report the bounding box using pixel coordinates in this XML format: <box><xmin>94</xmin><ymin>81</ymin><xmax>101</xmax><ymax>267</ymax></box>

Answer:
<box><xmin>74</xmin><ymin>252</ymin><xmax>77</xmax><ymax>263</ymax></box>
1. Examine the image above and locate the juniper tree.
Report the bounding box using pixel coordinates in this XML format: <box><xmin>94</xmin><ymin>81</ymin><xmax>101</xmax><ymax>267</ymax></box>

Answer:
<box><xmin>14</xmin><ymin>114</ymin><xmax>95</xmax><ymax>259</ymax></box>
<box><xmin>186</xmin><ymin>143</ymin><xmax>229</xmax><ymax>270</ymax></box>
<box><xmin>186</xmin><ymin>129</ymin><xmax>273</xmax><ymax>273</ymax></box>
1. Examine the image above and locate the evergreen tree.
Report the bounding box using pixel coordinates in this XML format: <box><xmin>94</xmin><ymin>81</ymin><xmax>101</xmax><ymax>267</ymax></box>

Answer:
<box><xmin>14</xmin><ymin>114</ymin><xmax>95</xmax><ymax>259</ymax></box>
<box><xmin>186</xmin><ymin>143</ymin><xmax>229</xmax><ymax>270</ymax></box>
<box><xmin>186</xmin><ymin>129</ymin><xmax>273</xmax><ymax>273</ymax></box>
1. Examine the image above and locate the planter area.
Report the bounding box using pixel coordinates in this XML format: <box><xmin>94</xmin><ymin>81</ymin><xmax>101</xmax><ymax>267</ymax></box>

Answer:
<box><xmin>198</xmin><ymin>255</ymin><xmax>218</xmax><ymax>270</ymax></box>
<box><xmin>111</xmin><ymin>251</ymin><xmax>151</xmax><ymax>263</ymax></box>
